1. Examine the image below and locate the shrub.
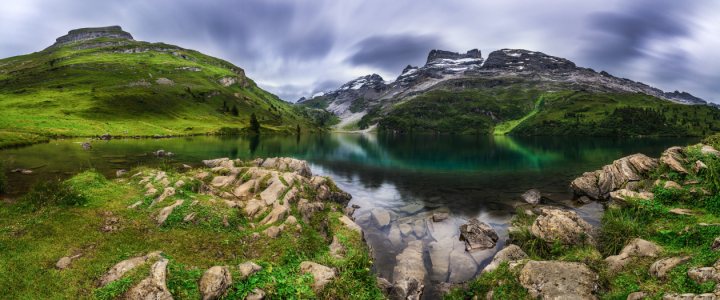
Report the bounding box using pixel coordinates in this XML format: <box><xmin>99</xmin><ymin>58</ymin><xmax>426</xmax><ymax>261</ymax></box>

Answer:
<box><xmin>20</xmin><ymin>178</ymin><xmax>89</xmax><ymax>210</ymax></box>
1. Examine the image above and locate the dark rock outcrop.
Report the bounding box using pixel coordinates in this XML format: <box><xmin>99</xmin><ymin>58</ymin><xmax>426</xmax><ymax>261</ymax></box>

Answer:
<box><xmin>47</xmin><ymin>26</ymin><xmax>134</xmax><ymax>49</ymax></box>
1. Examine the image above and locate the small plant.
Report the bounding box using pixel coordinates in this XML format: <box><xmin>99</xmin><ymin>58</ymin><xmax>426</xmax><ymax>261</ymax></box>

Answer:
<box><xmin>0</xmin><ymin>156</ymin><xmax>12</xmax><ymax>193</ymax></box>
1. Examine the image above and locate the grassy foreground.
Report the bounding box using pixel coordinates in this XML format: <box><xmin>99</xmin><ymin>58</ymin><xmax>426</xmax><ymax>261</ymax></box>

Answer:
<box><xmin>0</xmin><ymin>36</ymin><xmax>333</xmax><ymax>149</ymax></box>
<box><xmin>446</xmin><ymin>136</ymin><xmax>720</xmax><ymax>299</ymax></box>
<box><xmin>0</xmin><ymin>160</ymin><xmax>381</xmax><ymax>299</ymax></box>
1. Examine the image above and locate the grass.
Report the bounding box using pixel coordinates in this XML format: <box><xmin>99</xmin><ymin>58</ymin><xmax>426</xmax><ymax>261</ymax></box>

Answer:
<box><xmin>0</xmin><ymin>36</ymin><xmax>331</xmax><ymax>149</ymax></box>
<box><xmin>0</xmin><ymin>155</ymin><xmax>11</xmax><ymax>193</ymax></box>
<box><xmin>493</xmin><ymin>96</ymin><xmax>545</xmax><ymax>135</ymax></box>
<box><xmin>0</xmin><ymin>162</ymin><xmax>381</xmax><ymax>299</ymax></box>
<box><xmin>451</xmin><ymin>142</ymin><xmax>720</xmax><ymax>299</ymax></box>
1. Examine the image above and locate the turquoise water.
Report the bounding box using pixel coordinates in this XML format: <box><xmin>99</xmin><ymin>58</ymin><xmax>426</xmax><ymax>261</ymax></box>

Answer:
<box><xmin>0</xmin><ymin>134</ymin><xmax>701</xmax><ymax>298</ymax></box>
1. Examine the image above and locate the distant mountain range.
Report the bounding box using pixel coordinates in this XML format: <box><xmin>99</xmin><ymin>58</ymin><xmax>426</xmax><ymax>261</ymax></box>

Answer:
<box><xmin>297</xmin><ymin>48</ymin><xmax>717</xmax><ymax>136</ymax></box>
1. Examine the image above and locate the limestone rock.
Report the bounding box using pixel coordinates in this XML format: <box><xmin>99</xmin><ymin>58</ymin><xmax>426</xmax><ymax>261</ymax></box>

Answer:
<box><xmin>519</xmin><ymin>261</ymin><xmax>598</xmax><ymax>300</ymax></box>
<box><xmin>244</xmin><ymin>199</ymin><xmax>266</xmax><ymax>219</ymax></box>
<box><xmin>300</xmin><ymin>202</ymin><xmax>324</xmax><ymax>223</ymax></box>
<box><xmin>688</xmin><ymin>266</ymin><xmax>720</xmax><ymax>284</ymax></box>
<box><xmin>665</xmin><ymin>181</ymin><xmax>683</xmax><ymax>189</ymax></box>
<box><xmin>448</xmin><ymin>248</ymin><xmax>478</xmax><ymax>283</ymax></box>
<box><xmin>329</xmin><ymin>236</ymin><xmax>346</xmax><ymax>259</ymax></box>
<box><xmin>459</xmin><ymin>219</ymin><xmax>499</xmax><ymax>251</ymax></box>
<box><xmin>610</xmin><ymin>189</ymin><xmax>654</xmax><ymax>202</ymax></box>
<box><xmin>605</xmin><ymin>238</ymin><xmax>661</xmax><ymax>272</ymax></box>
<box><xmin>522</xmin><ymin>189</ymin><xmax>541</xmax><ymax>204</ymax></box>
<box><xmin>150</xmin><ymin>187</ymin><xmax>176</xmax><ymax>208</ymax></box>
<box><xmin>627</xmin><ymin>153</ymin><xmax>660</xmax><ymax>174</ymax></box>
<box><xmin>649</xmin><ymin>256</ymin><xmax>691</xmax><ymax>278</ymax></box>
<box><xmin>694</xmin><ymin>160</ymin><xmax>709</xmax><ymax>174</ymax></box>
<box><xmin>377</xmin><ymin>277</ymin><xmax>393</xmax><ymax>294</ymax></box>
<box><xmin>482</xmin><ymin>244</ymin><xmax>529</xmax><ymax>275</ymax></box>
<box><xmin>598</xmin><ymin>164</ymin><xmax>625</xmax><ymax>197</ymax></box>
<box><xmin>371</xmin><ymin>208</ymin><xmax>391</xmax><ymax>227</ymax></box>
<box><xmin>701</xmin><ymin>145</ymin><xmax>720</xmax><ymax>156</ymax></box>
<box><xmin>531</xmin><ymin>208</ymin><xmax>598</xmax><ymax>246</ymax></box>
<box><xmin>237</xmin><ymin>261</ymin><xmax>263</xmax><ymax>280</ymax></box>
<box><xmin>56</xmin><ymin>257</ymin><xmax>72</xmax><ymax>270</ymax></box>
<box><xmin>145</xmin><ymin>188</ymin><xmax>158</xmax><ymax>196</ymax></box>
<box><xmin>299</xmin><ymin>262</ymin><xmax>337</xmax><ymax>293</ymax></box>
<box><xmin>315</xmin><ymin>185</ymin><xmax>330</xmax><ymax>202</ymax></box>
<box><xmin>428</xmin><ymin>237</ymin><xmax>454</xmax><ymax>281</ymax></box>
<box><xmin>263</xmin><ymin>226</ymin><xmax>280</xmax><ymax>238</ymax></box>
<box><xmin>392</xmin><ymin>241</ymin><xmax>426</xmax><ymax>299</ymax></box>
<box><xmin>626</xmin><ymin>292</ymin><xmax>649</xmax><ymax>300</ymax></box>
<box><xmin>99</xmin><ymin>251</ymin><xmax>164</xmax><ymax>287</ymax></box>
<box><xmin>285</xmin><ymin>216</ymin><xmax>298</xmax><ymax>225</ymax></box>
<box><xmin>182</xmin><ymin>212</ymin><xmax>196</xmax><ymax>223</ymax></box>
<box><xmin>156</xmin><ymin>200</ymin><xmax>184</xmax><ymax>226</ymax></box>
<box><xmin>123</xmin><ymin>258</ymin><xmax>172</xmax><ymax>300</ymax></box>
<box><xmin>202</xmin><ymin>158</ymin><xmax>233</xmax><ymax>168</ymax></box>
<box><xmin>668</xmin><ymin>208</ymin><xmax>698</xmax><ymax>216</ymax></box>
<box><xmin>662</xmin><ymin>293</ymin><xmax>702</xmax><ymax>300</ymax></box>
<box><xmin>174</xmin><ymin>180</ymin><xmax>185</xmax><ymax>188</ymax></box>
<box><xmin>159</xmin><ymin>178</ymin><xmax>170</xmax><ymax>186</ymax></box>
<box><xmin>199</xmin><ymin>266</ymin><xmax>232</xmax><ymax>300</ymax></box>
<box><xmin>614</xmin><ymin>157</ymin><xmax>642</xmax><ymax>181</ymax></box>
<box><xmin>260</xmin><ymin>205</ymin><xmax>287</xmax><ymax>225</ymax></box>
<box><xmin>245</xmin><ymin>288</ymin><xmax>266</xmax><ymax>300</ymax></box>
<box><xmin>259</xmin><ymin>174</ymin><xmax>288</xmax><ymax>206</ymax></box>
<box><xmin>339</xmin><ymin>215</ymin><xmax>363</xmax><ymax>237</ymax></box>
<box><xmin>233</xmin><ymin>180</ymin><xmax>256</xmax><ymax>199</ymax></box>
<box><xmin>661</xmin><ymin>147</ymin><xmax>689</xmax><ymax>174</ymax></box>
<box><xmin>712</xmin><ymin>237</ymin><xmax>720</xmax><ymax>252</ymax></box>
<box><xmin>578</xmin><ymin>196</ymin><xmax>592</xmax><ymax>204</ymax></box>
<box><xmin>572</xmin><ymin>172</ymin><xmax>601</xmax><ymax>199</ymax></box>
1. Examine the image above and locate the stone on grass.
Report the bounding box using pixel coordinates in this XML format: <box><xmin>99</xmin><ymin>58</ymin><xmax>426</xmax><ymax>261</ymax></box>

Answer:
<box><xmin>299</xmin><ymin>262</ymin><xmax>337</xmax><ymax>293</ymax></box>
<box><xmin>174</xmin><ymin>180</ymin><xmax>185</xmax><ymax>188</ymax></box>
<box><xmin>99</xmin><ymin>251</ymin><xmax>164</xmax><ymax>287</ymax></box>
<box><xmin>339</xmin><ymin>215</ymin><xmax>363</xmax><ymax>236</ymax></box>
<box><xmin>661</xmin><ymin>147</ymin><xmax>689</xmax><ymax>174</ymax></box>
<box><xmin>668</xmin><ymin>208</ymin><xmax>699</xmax><ymax>216</ymax></box>
<box><xmin>116</xmin><ymin>169</ymin><xmax>127</xmax><ymax>177</ymax></box>
<box><xmin>123</xmin><ymin>257</ymin><xmax>172</xmax><ymax>300</ymax></box>
<box><xmin>459</xmin><ymin>219</ymin><xmax>499</xmax><ymax>251</ymax></box>
<box><xmin>300</xmin><ymin>203</ymin><xmax>324</xmax><ymax>223</ymax></box>
<box><xmin>145</xmin><ymin>188</ymin><xmax>158</xmax><ymax>196</ymax></box>
<box><xmin>237</xmin><ymin>261</ymin><xmax>263</xmax><ymax>280</ymax></box>
<box><xmin>245</xmin><ymin>288</ymin><xmax>266</xmax><ymax>300</ymax></box>
<box><xmin>260</xmin><ymin>205</ymin><xmax>287</xmax><ymax>225</ymax></box>
<box><xmin>56</xmin><ymin>257</ymin><xmax>72</xmax><ymax>270</ymax></box>
<box><xmin>481</xmin><ymin>244</ymin><xmax>528</xmax><ymax>275</ymax></box>
<box><xmin>605</xmin><ymin>238</ymin><xmax>661</xmax><ymax>272</ymax></box>
<box><xmin>199</xmin><ymin>266</ymin><xmax>232</xmax><ymax>300</ymax></box>
<box><xmin>285</xmin><ymin>216</ymin><xmax>298</xmax><ymax>225</ymax></box>
<box><xmin>329</xmin><ymin>236</ymin><xmax>346</xmax><ymax>259</ymax></box>
<box><xmin>626</xmin><ymin>292</ymin><xmax>648</xmax><ymax>300</ymax></box>
<box><xmin>521</xmin><ymin>189</ymin><xmax>541</xmax><ymax>204</ymax></box>
<box><xmin>665</xmin><ymin>181</ymin><xmax>683</xmax><ymax>189</ymax></box>
<box><xmin>155</xmin><ymin>200</ymin><xmax>184</xmax><ymax>226</ymax></box>
<box><xmin>694</xmin><ymin>160</ymin><xmax>709</xmax><ymax>174</ymax></box>
<box><xmin>519</xmin><ymin>261</ymin><xmax>598</xmax><ymax>300</ymax></box>
<box><xmin>182</xmin><ymin>212</ymin><xmax>196</xmax><ymax>223</ymax></box>
<box><xmin>649</xmin><ymin>256</ymin><xmax>691</xmax><ymax>278</ymax></box>
<box><xmin>150</xmin><ymin>187</ymin><xmax>176</xmax><ymax>208</ymax></box>
<box><xmin>531</xmin><ymin>208</ymin><xmax>598</xmax><ymax>246</ymax></box>
<box><xmin>712</xmin><ymin>237</ymin><xmax>720</xmax><ymax>252</ymax></box>
<box><xmin>263</xmin><ymin>226</ymin><xmax>280</xmax><ymax>238</ymax></box>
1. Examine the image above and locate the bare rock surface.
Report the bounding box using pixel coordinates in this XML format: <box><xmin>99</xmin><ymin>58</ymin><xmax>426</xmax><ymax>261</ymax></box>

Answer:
<box><xmin>299</xmin><ymin>261</ymin><xmax>337</xmax><ymax>293</ymax></box>
<box><xmin>99</xmin><ymin>251</ymin><xmax>164</xmax><ymax>287</ymax></box>
<box><xmin>392</xmin><ymin>241</ymin><xmax>426</xmax><ymax>299</ymax></box>
<box><xmin>123</xmin><ymin>257</ymin><xmax>173</xmax><ymax>300</ymax></box>
<box><xmin>572</xmin><ymin>172</ymin><xmax>601</xmax><ymax>200</ymax></box>
<box><xmin>531</xmin><ymin>208</ymin><xmax>598</xmax><ymax>246</ymax></box>
<box><xmin>199</xmin><ymin>266</ymin><xmax>232</xmax><ymax>300</ymax></box>
<box><xmin>605</xmin><ymin>238</ymin><xmax>661</xmax><ymax>272</ymax></box>
<box><xmin>481</xmin><ymin>244</ymin><xmax>528</xmax><ymax>275</ymax></box>
<box><xmin>156</xmin><ymin>200</ymin><xmax>184</xmax><ymax>226</ymax></box>
<box><xmin>519</xmin><ymin>260</ymin><xmax>599</xmax><ymax>300</ymax></box>
<box><xmin>662</xmin><ymin>147</ymin><xmax>689</xmax><ymax>174</ymax></box>
<box><xmin>237</xmin><ymin>261</ymin><xmax>263</xmax><ymax>280</ymax></box>
<box><xmin>649</xmin><ymin>256</ymin><xmax>691</xmax><ymax>278</ymax></box>
<box><xmin>459</xmin><ymin>219</ymin><xmax>499</xmax><ymax>251</ymax></box>
<box><xmin>329</xmin><ymin>236</ymin><xmax>346</xmax><ymax>259</ymax></box>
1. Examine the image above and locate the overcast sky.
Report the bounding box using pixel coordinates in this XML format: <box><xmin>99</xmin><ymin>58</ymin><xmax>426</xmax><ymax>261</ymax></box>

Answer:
<box><xmin>2</xmin><ymin>0</ymin><xmax>719</xmax><ymax>103</ymax></box>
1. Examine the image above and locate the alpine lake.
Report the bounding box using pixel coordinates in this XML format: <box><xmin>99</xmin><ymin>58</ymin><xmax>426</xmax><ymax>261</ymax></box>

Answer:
<box><xmin>0</xmin><ymin>134</ymin><xmax>701</xmax><ymax>299</ymax></box>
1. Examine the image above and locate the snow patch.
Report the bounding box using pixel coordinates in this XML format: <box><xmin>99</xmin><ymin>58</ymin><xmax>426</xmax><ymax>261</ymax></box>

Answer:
<box><xmin>312</xmin><ymin>92</ymin><xmax>325</xmax><ymax>98</ymax></box>
<box><xmin>507</xmin><ymin>53</ymin><xmax>521</xmax><ymax>57</ymax></box>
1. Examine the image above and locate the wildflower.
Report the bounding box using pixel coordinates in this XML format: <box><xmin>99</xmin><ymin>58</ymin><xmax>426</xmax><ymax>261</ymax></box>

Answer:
<box><xmin>369</xmin><ymin>261</ymin><xmax>373</xmax><ymax>264</ymax></box>
<box><xmin>365</xmin><ymin>268</ymin><xmax>370</xmax><ymax>271</ymax></box>
<box><xmin>551</xmin><ymin>227</ymin><xmax>556</xmax><ymax>231</ymax></box>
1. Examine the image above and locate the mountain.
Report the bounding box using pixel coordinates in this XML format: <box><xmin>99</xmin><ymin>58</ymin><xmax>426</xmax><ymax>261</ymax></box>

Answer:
<box><xmin>300</xmin><ymin>48</ymin><xmax>719</xmax><ymax>136</ymax></box>
<box><xmin>0</xmin><ymin>26</ymin><xmax>329</xmax><ymax>147</ymax></box>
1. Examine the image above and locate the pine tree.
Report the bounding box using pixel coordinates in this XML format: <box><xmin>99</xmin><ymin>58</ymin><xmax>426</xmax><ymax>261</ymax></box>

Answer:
<box><xmin>296</xmin><ymin>124</ymin><xmax>301</xmax><ymax>134</ymax></box>
<box><xmin>250</xmin><ymin>113</ymin><xmax>260</xmax><ymax>133</ymax></box>
<box><xmin>231</xmin><ymin>105</ymin><xmax>239</xmax><ymax>116</ymax></box>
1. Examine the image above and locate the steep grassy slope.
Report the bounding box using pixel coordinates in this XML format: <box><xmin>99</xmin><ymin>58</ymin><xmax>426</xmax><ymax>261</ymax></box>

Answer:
<box><xmin>0</xmin><ymin>37</ymin><xmax>328</xmax><ymax>147</ymax></box>
<box><xmin>363</xmin><ymin>77</ymin><xmax>720</xmax><ymax>136</ymax></box>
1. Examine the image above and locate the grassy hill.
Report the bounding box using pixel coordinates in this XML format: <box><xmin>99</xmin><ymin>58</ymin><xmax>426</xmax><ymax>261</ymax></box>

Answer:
<box><xmin>0</xmin><ymin>37</ymin><xmax>329</xmax><ymax>148</ymax></box>
<box><xmin>360</xmin><ymin>77</ymin><xmax>720</xmax><ymax>136</ymax></box>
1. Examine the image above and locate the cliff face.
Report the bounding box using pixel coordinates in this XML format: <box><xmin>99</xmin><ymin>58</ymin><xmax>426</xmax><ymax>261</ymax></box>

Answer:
<box><xmin>46</xmin><ymin>26</ymin><xmax>134</xmax><ymax>49</ymax></box>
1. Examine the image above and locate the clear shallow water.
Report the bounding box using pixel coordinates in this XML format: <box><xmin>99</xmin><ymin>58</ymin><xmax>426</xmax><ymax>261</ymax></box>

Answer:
<box><xmin>0</xmin><ymin>134</ymin><xmax>701</xmax><ymax>299</ymax></box>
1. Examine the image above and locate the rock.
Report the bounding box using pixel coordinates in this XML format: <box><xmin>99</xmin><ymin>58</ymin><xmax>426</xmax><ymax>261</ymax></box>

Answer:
<box><xmin>174</xmin><ymin>180</ymin><xmax>185</xmax><ymax>188</ymax></box>
<box><xmin>481</xmin><ymin>244</ymin><xmax>529</xmax><ymax>275</ymax></box>
<box><xmin>432</xmin><ymin>212</ymin><xmax>449</xmax><ymax>222</ymax></box>
<box><xmin>428</xmin><ymin>237</ymin><xmax>454</xmax><ymax>281</ymax></box>
<box><xmin>339</xmin><ymin>215</ymin><xmax>363</xmax><ymax>237</ymax></box>
<box><xmin>531</xmin><ymin>208</ymin><xmax>598</xmax><ymax>246</ymax></box>
<box><xmin>300</xmin><ymin>202</ymin><xmax>324</xmax><ymax>223</ymax></box>
<box><xmin>392</xmin><ymin>241</ymin><xmax>426</xmax><ymax>299</ymax></box>
<box><xmin>182</xmin><ymin>212</ymin><xmax>196</xmax><ymax>223</ymax></box>
<box><xmin>522</xmin><ymin>189</ymin><xmax>542</xmax><ymax>204</ymax></box>
<box><xmin>202</xmin><ymin>158</ymin><xmax>233</xmax><ymax>168</ymax></box>
<box><xmin>701</xmin><ymin>145</ymin><xmax>720</xmax><ymax>156</ymax></box>
<box><xmin>153</xmin><ymin>150</ymin><xmax>166</xmax><ymax>157</ymax></box>
<box><xmin>605</xmin><ymin>238</ymin><xmax>661</xmax><ymax>272</ymax></box>
<box><xmin>609</xmin><ymin>189</ymin><xmax>654</xmax><ymax>203</ymax></box>
<box><xmin>259</xmin><ymin>174</ymin><xmax>288</xmax><ymax>206</ymax></box>
<box><xmin>123</xmin><ymin>257</ymin><xmax>173</xmax><ymax>300</ymax></box>
<box><xmin>145</xmin><ymin>188</ymin><xmax>158</xmax><ymax>196</ymax></box>
<box><xmin>56</xmin><ymin>257</ymin><xmax>72</xmax><ymax>270</ymax></box>
<box><xmin>233</xmin><ymin>180</ymin><xmax>256</xmax><ymax>199</ymax></box>
<box><xmin>614</xmin><ymin>157</ymin><xmax>642</xmax><ymax>181</ymax></box>
<box><xmin>371</xmin><ymin>208</ymin><xmax>391</xmax><ymax>228</ymax></box>
<box><xmin>713</xmin><ymin>237</ymin><xmax>720</xmax><ymax>251</ymax></box>
<box><xmin>315</xmin><ymin>185</ymin><xmax>330</xmax><ymax>202</ymax></box>
<box><xmin>649</xmin><ymin>256</ymin><xmax>691</xmax><ymax>278</ymax></box>
<box><xmin>661</xmin><ymin>147</ymin><xmax>689</xmax><ymax>174</ymax></box>
<box><xmin>237</xmin><ymin>261</ymin><xmax>263</xmax><ymax>280</ymax></box>
<box><xmin>665</xmin><ymin>181</ymin><xmax>683</xmax><ymax>189</ymax></box>
<box><xmin>694</xmin><ymin>160</ymin><xmax>709</xmax><ymax>174</ymax></box>
<box><xmin>627</xmin><ymin>292</ymin><xmax>649</xmax><ymax>300</ymax></box>
<box><xmin>260</xmin><ymin>205</ymin><xmax>287</xmax><ymax>225</ymax></box>
<box><xmin>263</xmin><ymin>226</ymin><xmax>280</xmax><ymax>238</ymax></box>
<box><xmin>519</xmin><ymin>260</ymin><xmax>598</xmax><ymax>300</ymax></box>
<box><xmin>627</xmin><ymin>153</ymin><xmax>660</xmax><ymax>174</ymax></box>
<box><xmin>329</xmin><ymin>236</ymin><xmax>346</xmax><ymax>259</ymax></box>
<box><xmin>116</xmin><ymin>169</ymin><xmax>127</xmax><ymax>177</ymax></box>
<box><xmin>150</xmin><ymin>187</ymin><xmax>176</xmax><ymax>208</ymax></box>
<box><xmin>448</xmin><ymin>248</ymin><xmax>478</xmax><ymax>283</ymax></box>
<box><xmin>199</xmin><ymin>266</ymin><xmax>232</xmax><ymax>300</ymax></box>
<box><xmin>195</xmin><ymin>171</ymin><xmax>211</xmax><ymax>180</ymax></box>
<box><xmin>155</xmin><ymin>200</ymin><xmax>184</xmax><ymax>226</ymax></box>
<box><xmin>668</xmin><ymin>208</ymin><xmax>698</xmax><ymax>216</ymax></box>
<box><xmin>578</xmin><ymin>196</ymin><xmax>592</xmax><ymax>204</ymax></box>
<box><xmin>571</xmin><ymin>172</ymin><xmax>601</xmax><ymax>200</ymax></box>
<box><xmin>99</xmin><ymin>251</ymin><xmax>164</xmax><ymax>287</ymax></box>
<box><xmin>285</xmin><ymin>216</ymin><xmax>298</xmax><ymax>225</ymax></box>
<box><xmin>244</xmin><ymin>200</ymin><xmax>266</xmax><ymax>219</ymax></box>
<box><xmin>688</xmin><ymin>266</ymin><xmax>720</xmax><ymax>284</ymax></box>
<box><xmin>662</xmin><ymin>294</ymin><xmax>699</xmax><ymax>300</ymax></box>
<box><xmin>352</xmin><ymin>204</ymin><xmax>360</xmax><ymax>209</ymax></box>
<box><xmin>683</xmin><ymin>179</ymin><xmax>700</xmax><ymax>185</ymax></box>
<box><xmin>413</xmin><ymin>218</ymin><xmax>427</xmax><ymax>238</ymax></box>
<box><xmin>299</xmin><ymin>262</ymin><xmax>337</xmax><ymax>293</ymax></box>
<box><xmin>159</xmin><ymin>178</ymin><xmax>170</xmax><ymax>186</ymax></box>
<box><xmin>245</xmin><ymin>288</ymin><xmax>266</xmax><ymax>300</ymax></box>
<box><xmin>459</xmin><ymin>219</ymin><xmax>499</xmax><ymax>251</ymax></box>
<box><xmin>183</xmin><ymin>164</ymin><xmax>192</xmax><ymax>169</ymax></box>
<box><xmin>377</xmin><ymin>277</ymin><xmax>393</xmax><ymax>294</ymax></box>
<box><xmin>81</xmin><ymin>142</ymin><xmax>92</xmax><ymax>149</ymax></box>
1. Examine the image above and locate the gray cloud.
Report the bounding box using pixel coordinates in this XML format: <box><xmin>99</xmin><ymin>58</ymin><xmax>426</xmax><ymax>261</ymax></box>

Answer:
<box><xmin>346</xmin><ymin>34</ymin><xmax>445</xmax><ymax>74</ymax></box>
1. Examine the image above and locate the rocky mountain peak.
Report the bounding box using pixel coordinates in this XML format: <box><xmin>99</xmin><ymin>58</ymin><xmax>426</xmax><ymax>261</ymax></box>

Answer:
<box><xmin>47</xmin><ymin>26</ymin><xmax>134</xmax><ymax>49</ymax></box>
<box><xmin>483</xmin><ymin>49</ymin><xmax>576</xmax><ymax>73</ymax></box>
<box><xmin>426</xmin><ymin>49</ymin><xmax>481</xmax><ymax>64</ymax></box>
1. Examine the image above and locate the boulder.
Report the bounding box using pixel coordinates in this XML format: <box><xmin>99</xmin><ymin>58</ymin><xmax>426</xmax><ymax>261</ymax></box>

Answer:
<box><xmin>614</xmin><ymin>157</ymin><xmax>642</xmax><ymax>181</ymax></box>
<box><xmin>199</xmin><ymin>266</ymin><xmax>232</xmax><ymax>300</ymax></box>
<box><xmin>665</xmin><ymin>181</ymin><xmax>683</xmax><ymax>189</ymax></box>
<box><xmin>701</xmin><ymin>145</ymin><xmax>720</xmax><ymax>156</ymax></box>
<box><xmin>244</xmin><ymin>200</ymin><xmax>266</xmax><ymax>219</ymax></box>
<box><xmin>605</xmin><ymin>238</ymin><xmax>661</xmax><ymax>272</ymax></box>
<box><xmin>300</xmin><ymin>202</ymin><xmax>324</xmax><ymax>223</ymax></box>
<box><xmin>329</xmin><ymin>190</ymin><xmax>352</xmax><ymax>206</ymax></box>
<box><xmin>392</xmin><ymin>241</ymin><xmax>426</xmax><ymax>299</ymax></box>
<box><xmin>285</xmin><ymin>216</ymin><xmax>298</xmax><ymax>225</ymax></box>
<box><xmin>481</xmin><ymin>244</ymin><xmax>529</xmax><ymax>275</ymax></box>
<box><xmin>519</xmin><ymin>261</ymin><xmax>598</xmax><ymax>300</ymax></box>
<box><xmin>56</xmin><ymin>257</ymin><xmax>72</xmax><ymax>270</ymax></box>
<box><xmin>299</xmin><ymin>262</ymin><xmax>337</xmax><ymax>293</ymax></box>
<box><xmin>598</xmin><ymin>164</ymin><xmax>625</xmax><ymax>197</ymax></box>
<box><xmin>371</xmin><ymin>208</ymin><xmax>391</xmax><ymax>228</ymax></box>
<box><xmin>123</xmin><ymin>257</ymin><xmax>173</xmax><ymax>300</ymax></box>
<box><xmin>329</xmin><ymin>236</ymin><xmax>346</xmax><ymax>259</ymax></box>
<box><xmin>626</xmin><ymin>153</ymin><xmax>659</xmax><ymax>174</ymax></box>
<box><xmin>116</xmin><ymin>169</ymin><xmax>127</xmax><ymax>177</ymax></box>
<box><xmin>649</xmin><ymin>256</ymin><xmax>691</xmax><ymax>278</ymax></box>
<box><xmin>260</xmin><ymin>205</ymin><xmax>287</xmax><ymax>225</ymax></box>
<box><xmin>531</xmin><ymin>208</ymin><xmax>598</xmax><ymax>246</ymax></box>
<box><xmin>339</xmin><ymin>216</ymin><xmax>363</xmax><ymax>237</ymax></box>
<box><xmin>99</xmin><ymin>251</ymin><xmax>164</xmax><ymax>287</ymax></box>
<box><xmin>377</xmin><ymin>277</ymin><xmax>393</xmax><ymax>294</ymax></box>
<box><xmin>259</xmin><ymin>174</ymin><xmax>288</xmax><ymax>206</ymax></box>
<box><xmin>245</xmin><ymin>288</ymin><xmax>266</xmax><ymax>300</ymax></box>
<box><xmin>626</xmin><ymin>292</ymin><xmax>649</xmax><ymax>300</ymax></box>
<box><xmin>150</xmin><ymin>187</ymin><xmax>175</xmax><ymax>208</ymax></box>
<box><xmin>237</xmin><ymin>261</ymin><xmax>263</xmax><ymax>280</ymax></box>
<box><xmin>448</xmin><ymin>248</ymin><xmax>478</xmax><ymax>283</ymax></box>
<box><xmin>174</xmin><ymin>180</ymin><xmax>185</xmax><ymax>188</ymax></box>
<box><xmin>287</xmin><ymin>158</ymin><xmax>312</xmax><ymax>178</ymax></box>
<box><xmin>694</xmin><ymin>160</ymin><xmax>709</xmax><ymax>174</ymax></box>
<box><xmin>428</xmin><ymin>237</ymin><xmax>454</xmax><ymax>281</ymax></box>
<box><xmin>661</xmin><ymin>147</ymin><xmax>689</xmax><ymax>174</ymax></box>
<box><xmin>521</xmin><ymin>189</ymin><xmax>541</xmax><ymax>204</ymax></box>
<box><xmin>572</xmin><ymin>172</ymin><xmax>601</xmax><ymax>199</ymax></box>
<box><xmin>713</xmin><ymin>237</ymin><xmax>720</xmax><ymax>252</ymax></box>
<box><xmin>203</xmin><ymin>158</ymin><xmax>233</xmax><ymax>168</ymax></box>
<box><xmin>155</xmin><ymin>200</ymin><xmax>184</xmax><ymax>226</ymax></box>
<box><xmin>578</xmin><ymin>196</ymin><xmax>592</xmax><ymax>204</ymax></box>
<box><xmin>459</xmin><ymin>219</ymin><xmax>499</xmax><ymax>251</ymax></box>
<box><xmin>315</xmin><ymin>185</ymin><xmax>330</xmax><ymax>202</ymax></box>
<box><xmin>233</xmin><ymin>180</ymin><xmax>256</xmax><ymax>199</ymax></box>
<box><xmin>263</xmin><ymin>226</ymin><xmax>280</xmax><ymax>238</ymax></box>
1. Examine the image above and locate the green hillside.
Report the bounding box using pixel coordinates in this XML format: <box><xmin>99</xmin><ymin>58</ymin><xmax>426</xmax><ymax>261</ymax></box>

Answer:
<box><xmin>364</xmin><ymin>77</ymin><xmax>720</xmax><ymax>136</ymax></box>
<box><xmin>0</xmin><ymin>37</ymin><xmax>328</xmax><ymax>148</ymax></box>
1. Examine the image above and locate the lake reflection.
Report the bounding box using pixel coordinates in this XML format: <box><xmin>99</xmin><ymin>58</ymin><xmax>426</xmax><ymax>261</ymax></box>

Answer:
<box><xmin>0</xmin><ymin>134</ymin><xmax>701</xmax><ymax>299</ymax></box>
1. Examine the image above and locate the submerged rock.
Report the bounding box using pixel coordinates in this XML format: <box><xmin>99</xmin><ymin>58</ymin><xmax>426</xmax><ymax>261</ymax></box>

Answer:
<box><xmin>392</xmin><ymin>241</ymin><xmax>426</xmax><ymax>299</ymax></box>
<box><xmin>459</xmin><ymin>219</ymin><xmax>499</xmax><ymax>251</ymax></box>
<box><xmin>521</xmin><ymin>189</ymin><xmax>541</xmax><ymax>204</ymax></box>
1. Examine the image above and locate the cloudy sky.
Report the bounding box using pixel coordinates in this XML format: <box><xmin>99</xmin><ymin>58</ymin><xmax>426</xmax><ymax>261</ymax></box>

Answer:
<box><xmin>2</xmin><ymin>0</ymin><xmax>719</xmax><ymax>103</ymax></box>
